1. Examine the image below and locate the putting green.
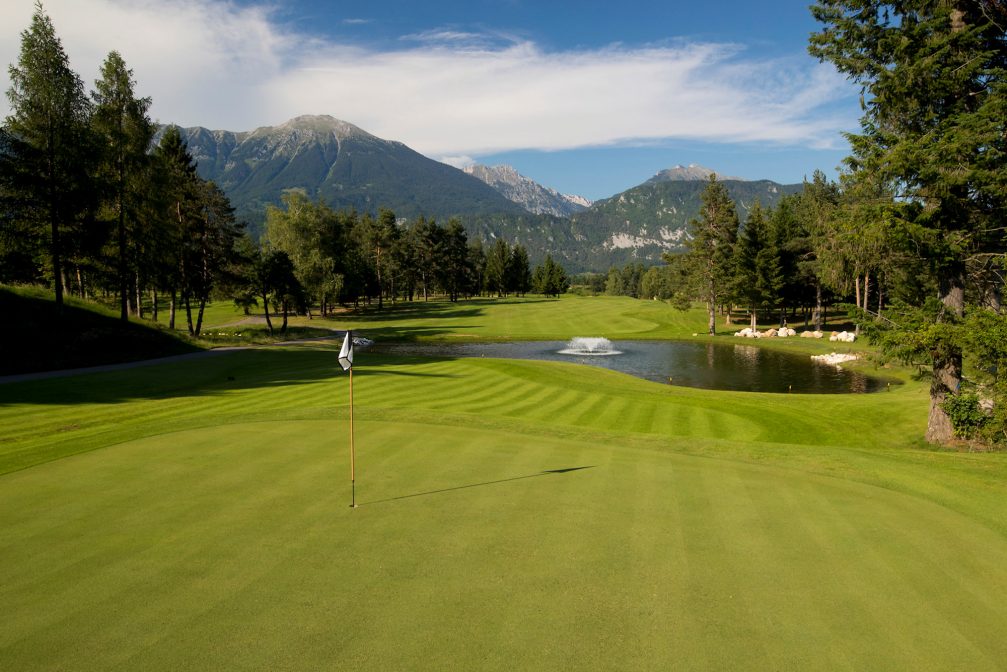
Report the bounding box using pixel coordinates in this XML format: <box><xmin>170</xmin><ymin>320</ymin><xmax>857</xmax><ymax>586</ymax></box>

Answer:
<box><xmin>3</xmin><ymin>419</ymin><xmax>1006</xmax><ymax>670</ymax></box>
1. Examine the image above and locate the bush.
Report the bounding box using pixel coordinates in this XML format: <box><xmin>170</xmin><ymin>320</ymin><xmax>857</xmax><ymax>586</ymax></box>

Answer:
<box><xmin>941</xmin><ymin>393</ymin><xmax>986</xmax><ymax>440</ymax></box>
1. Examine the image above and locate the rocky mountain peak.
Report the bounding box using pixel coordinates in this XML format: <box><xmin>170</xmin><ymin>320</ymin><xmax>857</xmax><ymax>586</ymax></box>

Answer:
<box><xmin>463</xmin><ymin>164</ymin><xmax>591</xmax><ymax>217</ymax></box>
<box><xmin>646</xmin><ymin>164</ymin><xmax>745</xmax><ymax>184</ymax></box>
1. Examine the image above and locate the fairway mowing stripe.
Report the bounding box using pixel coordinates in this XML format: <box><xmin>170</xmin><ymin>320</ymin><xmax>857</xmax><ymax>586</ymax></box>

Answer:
<box><xmin>653</xmin><ymin>401</ymin><xmax>699</xmax><ymax>437</ymax></box>
<box><xmin>441</xmin><ymin>376</ymin><xmax>529</xmax><ymax>413</ymax></box>
<box><xmin>506</xmin><ymin>385</ymin><xmax>579</xmax><ymax>421</ymax></box>
<box><xmin>797</xmin><ymin>478</ymin><xmax>1007</xmax><ymax>667</ymax></box>
<box><xmin>730</xmin><ymin>463</ymin><xmax>854</xmax><ymax>668</ymax></box>
<box><xmin>569</xmin><ymin>392</ymin><xmax>613</xmax><ymax>428</ymax></box>
<box><xmin>776</xmin><ymin>478</ymin><xmax>966</xmax><ymax>668</ymax></box>
<box><xmin>687</xmin><ymin>464</ymin><xmax>778</xmax><ymax>665</ymax></box>
<box><xmin>626</xmin><ymin>398</ymin><xmax>659</xmax><ymax>435</ymax></box>
<box><xmin>620</xmin><ymin>455</ymin><xmax>702</xmax><ymax>668</ymax></box>
<box><xmin>529</xmin><ymin>387</ymin><xmax>596</xmax><ymax>423</ymax></box>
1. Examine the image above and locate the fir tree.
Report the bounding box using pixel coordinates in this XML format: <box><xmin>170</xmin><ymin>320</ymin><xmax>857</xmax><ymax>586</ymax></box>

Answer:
<box><xmin>810</xmin><ymin>1</ymin><xmax>1007</xmax><ymax>443</ymax></box>
<box><xmin>4</xmin><ymin>2</ymin><xmax>94</xmax><ymax>314</ymax></box>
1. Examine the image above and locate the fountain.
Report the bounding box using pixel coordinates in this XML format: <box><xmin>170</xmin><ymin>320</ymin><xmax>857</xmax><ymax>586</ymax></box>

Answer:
<box><xmin>559</xmin><ymin>337</ymin><xmax>622</xmax><ymax>356</ymax></box>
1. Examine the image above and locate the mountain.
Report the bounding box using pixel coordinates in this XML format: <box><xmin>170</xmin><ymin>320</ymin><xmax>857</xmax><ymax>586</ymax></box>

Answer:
<box><xmin>463</xmin><ymin>164</ymin><xmax>592</xmax><ymax>217</ymax></box>
<box><xmin>156</xmin><ymin>115</ymin><xmax>804</xmax><ymax>272</ymax></box>
<box><xmin>158</xmin><ymin>115</ymin><xmax>527</xmax><ymax>224</ymax></box>
<box><xmin>567</xmin><ymin>177</ymin><xmax>803</xmax><ymax>269</ymax></box>
<box><xmin>645</xmin><ymin>164</ymin><xmax>745</xmax><ymax>183</ymax></box>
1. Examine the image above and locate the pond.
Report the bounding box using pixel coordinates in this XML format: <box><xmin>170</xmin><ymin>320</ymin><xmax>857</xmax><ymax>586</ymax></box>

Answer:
<box><xmin>368</xmin><ymin>339</ymin><xmax>894</xmax><ymax>394</ymax></box>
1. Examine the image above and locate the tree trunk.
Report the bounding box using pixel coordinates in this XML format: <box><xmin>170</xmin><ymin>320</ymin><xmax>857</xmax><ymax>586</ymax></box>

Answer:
<box><xmin>135</xmin><ymin>271</ymin><xmax>143</xmax><ymax>319</ymax></box>
<box><xmin>925</xmin><ymin>275</ymin><xmax>965</xmax><ymax>444</ymax></box>
<box><xmin>877</xmin><ymin>281</ymin><xmax>883</xmax><ymax>321</ymax></box>
<box><xmin>812</xmin><ymin>284</ymin><xmax>822</xmax><ymax>331</ymax></box>
<box><xmin>169</xmin><ymin>288</ymin><xmax>176</xmax><ymax>330</ymax></box>
<box><xmin>262</xmin><ymin>293</ymin><xmax>273</xmax><ymax>336</ymax></box>
<box><xmin>118</xmin><ymin>198</ymin><xmax>128</xmax><ymax>321</ymax></box>
<box><xmin>52</xmin><ymin>209</ymin><xmax>63</xmax><ymax>315</ymax></box>
<box><xmin>750</xmin><ymin>309</ymin><xmax>757</xmax><ymax>331</ymax></box>
<box><xmin>152</xmin><ymin>288</ymin><xmax>158</xmax><ymax>322</ymax></box>
<box><xmin>184</xmin><ymin>292</ymin><xmax>194</xmax><ymax>336</ymax></box>
<box><xmin>194</xmin><ymin>296</ymin><xmax>206</xmax><ymax>337</ymax></box>
<box><xmin>281</xmin><ymin>300</ymin><xmax>288</xmax><ymax>334</ymax></box>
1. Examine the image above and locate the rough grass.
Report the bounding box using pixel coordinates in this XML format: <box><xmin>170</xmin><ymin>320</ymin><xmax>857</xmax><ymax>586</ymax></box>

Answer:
<box><xmin>2</xmin><ymin>296</ymin><xmax>1006</xmax><ymax>670</ymax></box>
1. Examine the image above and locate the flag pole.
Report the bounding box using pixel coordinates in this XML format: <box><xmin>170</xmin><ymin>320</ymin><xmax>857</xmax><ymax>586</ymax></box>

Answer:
<box><xmin>349</xmin><ymin>364</ymin><xmax>355</xmax><ymax>508</ymax></box>
<box><xmin>338</xmin><ymin>329</ymin><xmax>357</xmax><ymax>509</ymax></box>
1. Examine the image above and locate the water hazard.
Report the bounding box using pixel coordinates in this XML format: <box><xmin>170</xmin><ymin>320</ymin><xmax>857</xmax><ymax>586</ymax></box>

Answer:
<box><xmin>368</xmin><ymin>340</ymin><xmax>895</xmax><ymax>394</ymax></box>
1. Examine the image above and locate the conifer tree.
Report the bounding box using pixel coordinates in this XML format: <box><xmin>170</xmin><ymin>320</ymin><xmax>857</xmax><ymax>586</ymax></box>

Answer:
<box><xmin>682</xmin><ymin>175</ymin><xmax>740</xmax><ymax>335</ymax></box>
<box><xmin>810</xmin><ymin>1</ymin><xmax>1007</xmax><ymax>443</ymax></box>
<box><xmin>92</xmin><ymin>51</ymin><xmax>155</xmax><ymax>320</ymax></box>
<box><xmin>4</xmin><ymin>2</ymin><xmax>94</xmax><ymax>314</ymax></box>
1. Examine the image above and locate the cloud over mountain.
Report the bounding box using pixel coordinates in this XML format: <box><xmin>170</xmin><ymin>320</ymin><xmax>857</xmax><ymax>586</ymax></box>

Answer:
<box><xmin>0</xmin><ymin>0</ymin><xmax>857</xmax><ymax>162</ymax></box>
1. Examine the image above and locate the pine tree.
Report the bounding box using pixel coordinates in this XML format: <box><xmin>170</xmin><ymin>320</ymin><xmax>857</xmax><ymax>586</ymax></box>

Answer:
<box><xmin>682</xmin><ymin>175</ymin><xmax>740</xmax><ymax>335</ymax></box>
<box><xmin>440</xmin><ymin>218</ymin><xmax>470</xmax><ymax>302</ymax></box>
<box><xmin>92</xmin><ymin>51</ymin><xmax>155</xmax><ymax>320</ymax></box>
<box><xmin>810</xmin><ymin>1</ymin><xmax>1007</xmax><ymax>443</ymax></box>
<box><xmin>4</xmin><ymin>2</ymin><xmax>94</xmax><ymax>314</ymax></box>
<box><xmin>736</xmin><ymin>201</ymin><xmax>782</xmax><ymax>330</ymax></box>
<box><xmin>509</xmin><ymin>243</ymin><xmax>532</xmax><ymax>297</ymax></box>
<box><xmin>485</xmin><ymin>238</ymin><xmax>511</xmax><ymax>297</ymax></box>
<box><xmin>152</xmin><ymin>126</ymin><xmax>199</xmax><ymax>330</ymax></box>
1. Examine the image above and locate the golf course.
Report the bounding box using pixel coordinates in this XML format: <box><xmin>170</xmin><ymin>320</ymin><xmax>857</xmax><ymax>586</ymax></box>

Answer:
<box><xmin>2</xmin><ymin>295</ymin><xmax>1007</xmax><ymax>670</ymax></box>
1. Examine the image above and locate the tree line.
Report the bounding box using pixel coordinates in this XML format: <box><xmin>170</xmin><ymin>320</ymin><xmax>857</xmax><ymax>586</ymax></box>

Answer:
<box><xmin>599</xmin><ymin>2</ymin><xmax>1007</xmax><ymax>447</ymax></box>
<box><xmin>0</xmin><ymin>4</ymin><xmax>569</xmax><ymax>337</ymax></box>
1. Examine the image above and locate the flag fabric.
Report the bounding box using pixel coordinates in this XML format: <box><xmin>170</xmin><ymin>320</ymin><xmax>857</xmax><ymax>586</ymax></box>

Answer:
<box><xmin>338</xmin><ymin>330</ymin><xmax>353</xmax><ymax>371</ymax></box>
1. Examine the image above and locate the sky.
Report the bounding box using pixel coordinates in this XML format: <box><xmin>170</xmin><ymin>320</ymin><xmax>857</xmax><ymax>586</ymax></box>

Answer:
<box><xmin>0</xmin><ymin>0</ymin><xmax>862</xmax><ymax>201</ymax></box>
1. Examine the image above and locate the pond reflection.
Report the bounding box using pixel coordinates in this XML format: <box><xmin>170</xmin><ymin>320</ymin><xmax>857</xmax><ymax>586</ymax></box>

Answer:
<box><xmin>368</xmin><ymin>340</ymin><xmax>894</xmax><ymax>394</ymax></box>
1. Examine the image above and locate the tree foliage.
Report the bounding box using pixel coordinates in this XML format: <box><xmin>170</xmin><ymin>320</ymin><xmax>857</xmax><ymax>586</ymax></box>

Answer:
<box><xmin>810</xmin><ymin>0</ymin><xmax>1007</xmax><ymax>444</ymax></box>
<box><xmin>4</xmin><ymin>2</ymin><xmax>95</xmax><ymax>313</ymax></box>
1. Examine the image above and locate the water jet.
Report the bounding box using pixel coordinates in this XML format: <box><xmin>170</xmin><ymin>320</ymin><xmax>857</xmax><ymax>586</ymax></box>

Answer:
<box><xmin>559</xmin><ymin>337</ymin><xmax>622</xmax><ymax>356</ymax></box>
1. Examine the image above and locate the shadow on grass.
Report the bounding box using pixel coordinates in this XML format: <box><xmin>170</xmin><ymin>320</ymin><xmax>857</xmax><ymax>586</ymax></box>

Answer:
<box><xmin>0</xmin><ymin>347</ymin><xmax>459</xmax><ymax>407</ymax></box>
<box><xmin>360</xmin><ymin>466</ymin><xmax>597</xmax><ymax>507</ymax></box>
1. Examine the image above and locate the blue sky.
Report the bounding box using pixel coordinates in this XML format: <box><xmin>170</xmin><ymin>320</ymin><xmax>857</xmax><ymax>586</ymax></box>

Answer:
<box><xmin>1</xmin><ymin>0</ymin><xmax>860</xmax><ymax>200</ymax></box>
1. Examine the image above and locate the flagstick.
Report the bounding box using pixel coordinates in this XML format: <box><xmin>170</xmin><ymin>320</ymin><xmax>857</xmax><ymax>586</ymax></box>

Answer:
<box><xmin>349</xmin><ymin>364</ymin><xmax>356</xmax><ymax>508</ymax></box>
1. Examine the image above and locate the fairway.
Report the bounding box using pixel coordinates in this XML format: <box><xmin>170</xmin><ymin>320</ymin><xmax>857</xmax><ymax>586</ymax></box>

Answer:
<box><xmin>3</xmin><ymin>297</ymin><xmax>1007</xmax><ymax>670</ymax></box>
<box><xmin>3</xmin><ymin>417</ymin><xmax>1007</xmax><ymax>670</ymax></box>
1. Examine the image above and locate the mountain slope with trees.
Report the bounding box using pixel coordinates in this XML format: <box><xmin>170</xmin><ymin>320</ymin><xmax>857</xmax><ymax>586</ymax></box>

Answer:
<box><xmin>160</xmin><ymin>116</ymin><xmax>528</xmax><ymax>224</ymax></box>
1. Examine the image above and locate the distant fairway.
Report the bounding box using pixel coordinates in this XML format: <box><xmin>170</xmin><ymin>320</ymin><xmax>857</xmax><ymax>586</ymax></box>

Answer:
<box><xmin>3</xmin><ymin>297</ymin><xmax>1007</xmax><ymax>670</ymax></box>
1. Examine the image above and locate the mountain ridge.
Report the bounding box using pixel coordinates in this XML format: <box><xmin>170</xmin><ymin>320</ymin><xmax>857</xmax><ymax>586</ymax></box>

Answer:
<box><xmin>156</xmin><ymin>115</ymin><xmax>803</xmax><ymax>272</ymax></box>
<box><xmin>156</xmin><ymin>115</ymin><xmax>527</xmax><ymax>222</ymax></box>
<box><xmin>463</xmin><ymin>164</ymin><xmax>592</xmax><ymax>217</ymax></box>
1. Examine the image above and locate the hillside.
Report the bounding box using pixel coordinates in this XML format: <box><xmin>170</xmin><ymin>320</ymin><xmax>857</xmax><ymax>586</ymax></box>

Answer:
<box><xmin>158</xmin><ymin>116</ymin><xmax>527</xmax><ymax>224</ymax></box>
<box><xmin>154</xmin><ymin>116</ymin><xmax>804</xmax><ymax>272</ymax></box>
<box><xmin>567</xmin><ymin>178</ymin><xmax>803</xmax><ymax>268</ymax></box>
<box><xmin>0</xmin><ymin>287</ymin><xmax>201</xmax><ymax>375</ymax></box>
<box><xmin>463</xmin><ymin>164</ymin><xmax>591</xmax><ymax>217</ymax></box>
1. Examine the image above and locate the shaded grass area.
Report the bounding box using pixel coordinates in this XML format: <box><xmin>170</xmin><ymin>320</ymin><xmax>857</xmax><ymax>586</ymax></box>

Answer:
<box><xmin>0</xmin><ymin>286</ymin><xmax>202</xmax><ymax>375</ymax></box>
<box><xmin>1</xmin><ymin>286</ymin><xmax>344</xmax><ymax>376</ymax></box>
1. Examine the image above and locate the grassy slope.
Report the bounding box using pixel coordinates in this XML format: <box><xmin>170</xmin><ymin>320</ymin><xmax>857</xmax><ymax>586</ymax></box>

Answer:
<box><xmin>2</xmin><ymin>295</ymin><xmax>1006</xmax><ymax>670</ymax></box>
<box><xmin>0</xmin><ymin>286</ymin><xmax>203</xmax><ymax>374</ymax></box>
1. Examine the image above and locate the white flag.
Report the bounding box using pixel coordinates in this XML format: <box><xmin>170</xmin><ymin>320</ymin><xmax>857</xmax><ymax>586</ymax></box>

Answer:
<box><xmin>338</xmin><ymin>330</ymin><xmax>353</xmax><ymax>371</ymax></box>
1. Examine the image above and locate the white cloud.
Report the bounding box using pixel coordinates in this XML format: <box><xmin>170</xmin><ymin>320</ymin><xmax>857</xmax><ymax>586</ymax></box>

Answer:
<box><xmin>1</xmin><ymin>0</ymin><xmax>858</xmax><ymax>155</ymax></box>
<box><xmin>438</xmin><ymin>155</ymin><xmax>477</xmax><ymax>169</ymax></box>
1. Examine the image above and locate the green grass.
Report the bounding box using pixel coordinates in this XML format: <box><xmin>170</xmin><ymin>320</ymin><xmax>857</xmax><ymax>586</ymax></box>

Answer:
<box><xmin>2</xmin><ymin>296</ymin><xmax>1006</xmax><ymax>670</ymax></box>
